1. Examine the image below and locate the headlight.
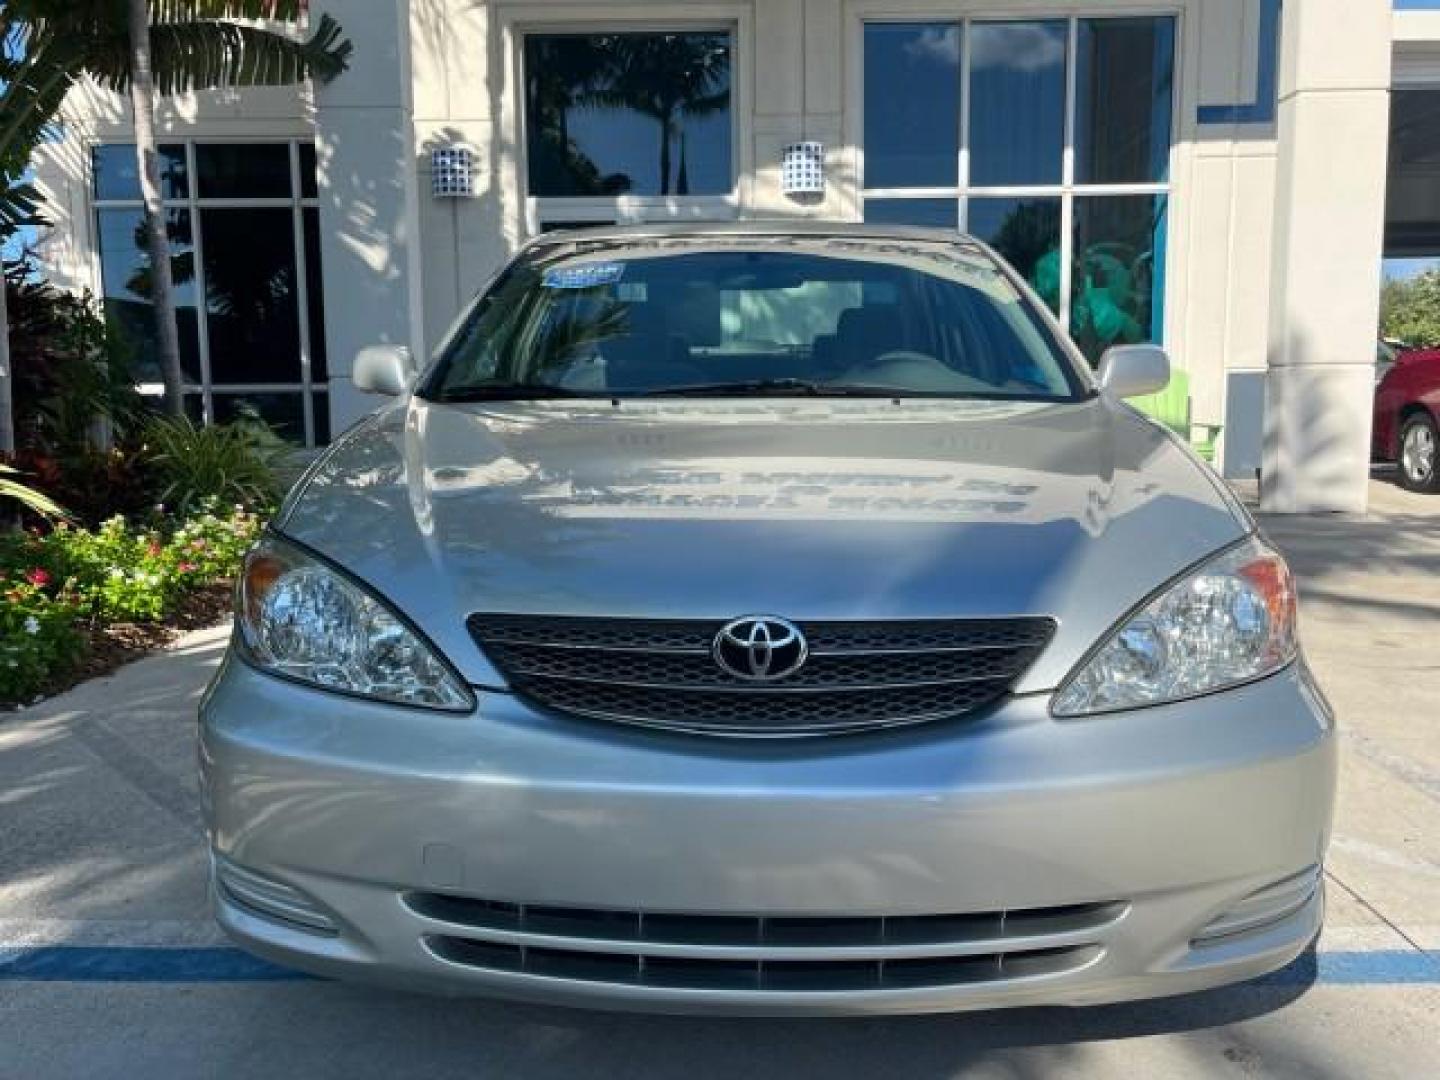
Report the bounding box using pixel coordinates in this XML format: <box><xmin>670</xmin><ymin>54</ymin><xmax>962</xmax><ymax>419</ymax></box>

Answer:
<box><xmin>1052</xmin><ymin>537</ymin><xmax>1298</xmax><ymax>717</ymax></box>
<box><xmin>236</xmin><ymin>535</ymin><xmax>472</xmax><ymax>711</ymax></box>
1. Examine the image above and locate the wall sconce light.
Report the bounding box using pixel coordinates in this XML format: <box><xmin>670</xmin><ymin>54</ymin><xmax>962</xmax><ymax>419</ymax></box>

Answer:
<box><xmin>431</xmin><ymin>146</ymin><xmax>475</xmax><ymax>198</ymax></box>
<box><xmin>780</xmin><ymin>142</ymin><xmax>825</xmax><ymax>196</ymax></box>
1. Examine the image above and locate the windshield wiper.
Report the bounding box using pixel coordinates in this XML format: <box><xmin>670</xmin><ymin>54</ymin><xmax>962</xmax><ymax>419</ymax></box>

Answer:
<box><xmin>634</xmin><ymin>378</ymin><xmax>900</xmax><ymax>398</ymax></box>
<box><xmin>431</xmin><ymin>384</ymin><xmax>608</xmax><ymax>402</ymax></box>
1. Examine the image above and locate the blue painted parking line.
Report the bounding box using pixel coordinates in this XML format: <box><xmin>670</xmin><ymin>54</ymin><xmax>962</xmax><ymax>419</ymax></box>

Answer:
<box><xmin>0</xmin><ymin>946</ymin><xmax>313</xmax><ymax>983</ymax></box>
<box><xmin>1287</xmin><ymin>949</ymin><xmax>1440</xmax><ymax>986</ymax></box>
<box><xmin>1</xmin><ymin>945</ymin><xmax>1436</xmax><ymax>986</ymax></box>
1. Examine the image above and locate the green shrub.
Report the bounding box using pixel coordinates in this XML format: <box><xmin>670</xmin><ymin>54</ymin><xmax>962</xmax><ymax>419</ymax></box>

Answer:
<box><xmin>50</xmin><ymin>516</ymin><xmax>175</xmax><ymax>621</ymax></box>
<box><xmin>10</xmin><ymin>446</ymin><xmax>156</xmax><ymax>528</ymax></box>
<box><xmin>141</xmin><ymin>417</ymin><xmax>288</xmax><ymax>516</ymax></box>
<box><xmin>0</xmin><ymin>573</ymin><xmax>86</xmax><ymax>703</ymax></box>
<box><xmin>6</xmin><ymin>272</ymin><xmax>142</xmax><ymax>456</ymax></box>
<box><xmin>0</xmin><ymin>502</ymin><xmax>265</xmax><ymax>705</ymax></box>
<box><xmin>15</xmin><ymin>502</ymin><xmax>263</xmax><ymax>622</ymax></box>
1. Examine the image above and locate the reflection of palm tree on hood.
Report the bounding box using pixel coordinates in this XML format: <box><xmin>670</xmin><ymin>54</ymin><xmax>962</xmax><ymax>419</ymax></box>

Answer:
<box><xmin>580</xmin><ymin>35</ymin><xmax>729</xmax><ymax>196</ymax></box>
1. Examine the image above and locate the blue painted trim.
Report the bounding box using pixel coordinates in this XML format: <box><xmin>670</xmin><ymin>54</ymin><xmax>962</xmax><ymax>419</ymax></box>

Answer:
<box><xmin>1</xmin><ymin>944</ymin><xmax>1437</xmax><ymax>986</ymax></box>
<box><xmin>1197</xmin><ymin>0</ymin><xmax>1281</xmax><ymax>125</ymax></box>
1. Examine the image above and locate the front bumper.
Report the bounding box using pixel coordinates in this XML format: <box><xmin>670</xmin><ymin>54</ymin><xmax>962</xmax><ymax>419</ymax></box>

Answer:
<box><xmin>199</xmin><ymin>656</ymin><xmax>1336</xmax><ymax>1014</ymax></box>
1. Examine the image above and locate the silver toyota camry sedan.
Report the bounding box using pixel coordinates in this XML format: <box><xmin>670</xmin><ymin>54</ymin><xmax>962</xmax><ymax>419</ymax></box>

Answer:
<box><xmin>200</xmin><ymin>222</ymin><xmax>1335</xmax><ymax>1014</ymax></box>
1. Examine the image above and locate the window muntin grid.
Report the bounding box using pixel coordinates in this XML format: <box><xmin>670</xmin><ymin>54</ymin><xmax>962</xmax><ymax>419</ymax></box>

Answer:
<box><xmin>91</xmin><ymin>139</ymin><xmax>327</xmax><ymax>447</ymax></box>
<box><xmin>861</xmin><ymin>16</ymin><xmax>1177</xmax><ymax>361</ymax></box>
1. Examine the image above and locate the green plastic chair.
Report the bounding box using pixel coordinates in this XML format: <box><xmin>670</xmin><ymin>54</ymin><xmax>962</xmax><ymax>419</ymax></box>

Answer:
<box><xmin>1126</xmin><ymin>368</ymin><xmax>1223</xmax><ymax>464</ymax></box>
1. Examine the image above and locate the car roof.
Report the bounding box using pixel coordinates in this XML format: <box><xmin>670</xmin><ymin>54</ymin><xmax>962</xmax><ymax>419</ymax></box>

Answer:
<box><xmin>528</xmin><ymin>219</ymin><xmax>984</xmax><ymax>250</ymax></box>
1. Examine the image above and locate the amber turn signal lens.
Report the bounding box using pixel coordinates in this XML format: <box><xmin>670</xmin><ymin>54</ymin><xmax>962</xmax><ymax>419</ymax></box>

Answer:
<box><xmin>242</xmin><ymin>552</ymin><xmax>286</xmax><ymax>624</ymax></box>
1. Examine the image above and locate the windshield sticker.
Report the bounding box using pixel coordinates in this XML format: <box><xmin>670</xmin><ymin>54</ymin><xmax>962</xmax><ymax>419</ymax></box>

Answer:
<box><xmin>543</xmin><ymin>262</ymin><xmax>625</xmax><ymax>289</ymax></box>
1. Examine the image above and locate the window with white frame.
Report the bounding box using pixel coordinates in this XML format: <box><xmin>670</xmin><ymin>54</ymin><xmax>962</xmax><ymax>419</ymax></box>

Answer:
<box><xmin>91</xmin><ymin>140</ymin><xmax>329</xmax><ymax>446</ymax></box>
<box><xmin>862</xmin><ymin>16</ymin><xmax>1176</xmax><ymax>363</ymax></box>
<box><xmin>521</xmin><ymin>29</ymin><xmax>737</xmax><ymax>232</ymax></box>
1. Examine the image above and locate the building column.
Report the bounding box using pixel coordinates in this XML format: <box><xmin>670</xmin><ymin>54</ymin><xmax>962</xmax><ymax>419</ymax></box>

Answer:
<box><xmin>1262</xmin><ymin>0</ymin><xmax>1392</xmax><ymax>513</ymax></box>
<box><xmin>312</xmin><ymin>0</ymin><xmax>424</xmax><ymax>434</ymax></box>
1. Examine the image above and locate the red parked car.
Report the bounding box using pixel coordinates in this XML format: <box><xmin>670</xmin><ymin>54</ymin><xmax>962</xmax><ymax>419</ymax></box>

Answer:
<box><xmin>1374</xmin><ymin>345</ymin><xmax>1440</xmax><ymax>492</ymax></box>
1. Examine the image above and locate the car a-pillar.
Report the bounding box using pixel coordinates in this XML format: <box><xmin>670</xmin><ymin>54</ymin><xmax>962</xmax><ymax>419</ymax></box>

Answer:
<box><xmin>1262</xmin><ymin>0</ymin><xmax>1392</xmax><ymax>513</ymax></box>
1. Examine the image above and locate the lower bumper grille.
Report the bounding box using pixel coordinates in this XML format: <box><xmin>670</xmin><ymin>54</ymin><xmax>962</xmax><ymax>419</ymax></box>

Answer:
<box><xmin>408</xmin><ymin>893</ymin><xmax>1122</xmax><ymax>993</ymax></box>
<box><xmin>468</xmin><ymin>614</ymin><xmax>1055</xmax><ymax>736</ymax></box>
<box><xmin>425</xmin><ymin>937</ymin><xmax>1102</xmax><ymax>992</ymax></box>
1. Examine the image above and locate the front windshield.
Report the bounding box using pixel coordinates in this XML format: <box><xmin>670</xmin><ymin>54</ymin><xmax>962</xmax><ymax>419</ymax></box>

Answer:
<box><xmin>423</xmin><ymin>240</ymin><xmax>1086</xmax><ymax>401</ymax></box>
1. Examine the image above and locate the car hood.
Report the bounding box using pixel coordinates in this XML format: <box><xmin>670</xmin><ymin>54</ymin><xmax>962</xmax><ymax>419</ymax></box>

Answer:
<box><xmin>279</xmin><ymin>396</ymin><xmax>1249</xmax><ymax>691</ymax></box>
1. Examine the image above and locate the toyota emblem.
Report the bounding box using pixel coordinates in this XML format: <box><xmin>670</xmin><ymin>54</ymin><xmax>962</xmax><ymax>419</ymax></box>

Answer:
<box><xmin>712</xmin><ymin>616</ymin><xmax>809</xmax><ymax>682</ymax></box>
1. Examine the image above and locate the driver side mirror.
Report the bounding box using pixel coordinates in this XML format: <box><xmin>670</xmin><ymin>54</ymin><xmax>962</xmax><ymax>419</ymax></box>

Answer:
<box><xmin>353</xmin><ymin>344</ymin><xmax>415</xmax><ymax>397</ymax></box>
<box><xmin>1097</xmin><ymin>344</ymin><xmax>1170</xmax><ymax>399</ymax></box>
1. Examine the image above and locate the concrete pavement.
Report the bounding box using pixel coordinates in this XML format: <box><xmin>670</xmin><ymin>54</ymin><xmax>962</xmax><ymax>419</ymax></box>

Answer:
<box><xmin>1</xmin><ymin>479</ymin><xmax>1437</xmax><ymax>1078</ymax></box>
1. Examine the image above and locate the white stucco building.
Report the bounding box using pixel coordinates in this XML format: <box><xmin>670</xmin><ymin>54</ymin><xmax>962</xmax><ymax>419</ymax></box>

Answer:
<box><xmin>30</xmin><ymin>1</ymin><xmax>1440</xmax><ymax>512</ymax></box>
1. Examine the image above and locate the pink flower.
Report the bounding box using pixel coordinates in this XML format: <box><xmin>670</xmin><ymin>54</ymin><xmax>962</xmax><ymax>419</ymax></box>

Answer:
<box><xmin>190</xmin><ymin>538</ymin><xmax>207</xmax><ymax>551</ymax></box>
<box><xmin>178</xmin><ymin>562</ymin><xmax>197</xmax><ymax>573</ymax></box>
<box><xmin>24</xmin><ymin>568</ymin><xmax>51</xmax><ymax>588</ymax></box>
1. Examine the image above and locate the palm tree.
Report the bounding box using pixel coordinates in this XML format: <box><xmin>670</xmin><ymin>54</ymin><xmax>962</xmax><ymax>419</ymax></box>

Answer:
<box><xmin>0</xmin><ymin>1</ymin><xmax>351</xmax><ymax>439</ymax></box>
<box><xmin>583</xmin><ymin>34</ymin><xmax>730</xmax><ymax>196</ymax></box>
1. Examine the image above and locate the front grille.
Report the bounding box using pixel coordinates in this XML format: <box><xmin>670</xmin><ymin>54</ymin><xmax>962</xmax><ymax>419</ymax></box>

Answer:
<box><xmin>468</xmin><ymin>614</ymin><xmax>1054</xmax><ymax>736</ymax></box>
<box><xmin>409</xmin><ymin>893</ymin><xmax>1121</xmax><ymax>994</ymax></box>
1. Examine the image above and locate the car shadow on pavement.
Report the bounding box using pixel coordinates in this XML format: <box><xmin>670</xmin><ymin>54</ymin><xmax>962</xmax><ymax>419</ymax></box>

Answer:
<box><xmin>232</xmin><ymin>953</ymin><xmax>1323</xmax><ymax>1079</ymax></box>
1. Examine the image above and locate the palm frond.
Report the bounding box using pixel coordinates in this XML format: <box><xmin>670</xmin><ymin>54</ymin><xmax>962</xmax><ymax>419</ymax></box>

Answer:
<box><xmin>149</xmin><ymin>2</ymin><xmax>309</xmax><ymax>24</ymax></box>
<box><xmin>0</xmin><ymin>179</ymin><xmax>48</xmax><ymax>241</ymax></box>
<box><xmin>0</xmin><ymin>32</ymin><xmax>88</xmax><ymax>166</ymax></box>
<box><xmin>86</xmin><ymin>14</ymin><xmax>351</xmax><ymax>95</ymax></box>
<box><xmin>681</xmin><ymin>87</ymin><xmax>729</xmax><ymax>121</ymax></box>
<box><xmin>0</xmin><ymin>464</ymin><xmax>71</xmax><ymax>521</ymax></box>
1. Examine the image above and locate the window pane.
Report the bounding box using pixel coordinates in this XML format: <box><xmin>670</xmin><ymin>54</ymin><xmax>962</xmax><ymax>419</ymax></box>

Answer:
<box><xmin>299</xmin><ymin>143</ymin><xmax>318</xmax><ymax>198</ymax></box>
<box><xmin>92</xmin><ymin>144</ymin><xmax>188</xmax><ymax>200</ymax></box>
<box><xmin>196</xmin><ymin>143</ymin><xmax>292</xmax><ymax>198</ymax></box>
<box><xmin>144</xmin><ymin>392</ymin><xmax>205</xmax><ymax>424</ymax></box>
<box><xmin>302</xmin><ymin>208</ymin><xmax>328</xmax><ymax>382</ymax></box>
<box><xmin>864</xmin><ymin>24</ymin><xmax>960</xmax><ymax>189</ymax></box>
<box><xmin>967</xmin><ymin>197</ymin><xmax>1062</xmax><ymax>313</ymax></box>
<box><xmin>864</xmin><ymin>198</ymin><xmax>957</xmax><ymax>230</ymax></box>
<box><xmin>95</xmin><ymin>208</ymin><xmax>201</xmax><ymax>383</ymax></box>
<box><xmin>1075</xmin><ymin>18</ymin><xmax>1176</xmax><ymax>184</ymax></box>
<box><xmin>969</xmin><ymin>22</ymin><xmax>1067</xmax><ymax>187</ymax></box>
<box><xmin>1070</xmin><ymin>195</ymin><xmax>1169</xmax><ymax>363</ymax></box>
<box><xmin>525</xmin><ymin>33</ymin><xmax>732</xmax><ymax>197</ymax></box>
<box><xmin>312</xmin><ymin>391</ymin><xmax>330</xmax><ymax>446</ymax></box>
<box><xmin>213</xmin><ymin>391</ymin><xmax>306</xmax><ymax>444</ymax></box>
<box><xmin>200</xmin><ymin>208</ymin><xmax>300</xmax><ymax>383</ymax></box>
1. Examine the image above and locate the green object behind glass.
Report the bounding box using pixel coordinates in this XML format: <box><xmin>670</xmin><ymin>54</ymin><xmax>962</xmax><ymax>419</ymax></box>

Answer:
<box><xmin>1126</xmin><ymin>368</ymin><xmax>1223</xmax><ymax>463</ymax></box>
